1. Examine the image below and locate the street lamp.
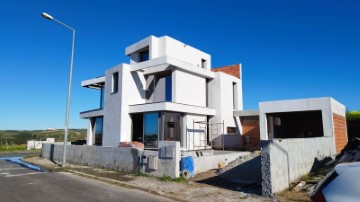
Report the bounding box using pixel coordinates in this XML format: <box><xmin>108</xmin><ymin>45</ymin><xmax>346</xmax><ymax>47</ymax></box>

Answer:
<box><xmin>41</xmin><ymin>12</ymin><xmax>75</xmax><ymax>167</ymax></box>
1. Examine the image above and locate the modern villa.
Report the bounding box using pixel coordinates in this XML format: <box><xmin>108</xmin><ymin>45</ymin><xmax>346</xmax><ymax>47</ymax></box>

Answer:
<box><xmin>72</xmin><ymin>35</ymin><xmax>351</xmax><ymax>195</ymax></box>
<box><xmin>80</xmin><ymin>36</ymin><xmax>243</xmax><ymax>150</ymax></box>
<box><xmin>80</xmin><ymin>35</ymin><xmax>348</xmax><ymax>161</ymax></box>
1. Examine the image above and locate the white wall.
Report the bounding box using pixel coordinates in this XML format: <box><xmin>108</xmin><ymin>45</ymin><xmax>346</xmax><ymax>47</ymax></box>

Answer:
<box><xmin>125</xmin><ymin>35</ymin><xmax>211</xmax><ymax>70</ymax></box>
<box><xmin>173</xmin><ymin>69</ymin><xmax>206</xmax><ymax>107</ymax></box>
<box><xmin>103</xmin><ymin>65</ymin><xmax>123</xmax><ymax>146</ymax></box>
<box><xmin>162</xmin><ymin>36</ymin><xmax>211</xmax><ymax>70</ymax></box>
<box><xmin>27</xmin><ymin>138</ymin><xmax>55</xmax><ymax>150</ymax></box>
<box><xmin>209</xmin><ymin>72</ymin><xmax>243</xmax><ymax>133</ymax></box>
<box><xmin>119</xmin><ymin>64</ymin><xmax>145</xmax><ymax>143</ymax></box>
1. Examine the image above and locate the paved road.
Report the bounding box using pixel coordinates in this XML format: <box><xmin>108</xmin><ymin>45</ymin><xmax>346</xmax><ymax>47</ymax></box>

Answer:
<box><xmin>0</xmin><ymin>157</ymin><xmax>171</xmax><ymax>202</ymax></box>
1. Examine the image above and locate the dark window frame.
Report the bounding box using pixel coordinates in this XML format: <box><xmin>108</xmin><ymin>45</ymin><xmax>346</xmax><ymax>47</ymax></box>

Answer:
<box><xmin>139</xmin><ymin>49</ymin><xmax>149</xmax><ymax>62</ymax></box>
<box><xmin>112</xmin><ymin>72</ymin><xmax>119</xmax><ymax>94</ymax></box>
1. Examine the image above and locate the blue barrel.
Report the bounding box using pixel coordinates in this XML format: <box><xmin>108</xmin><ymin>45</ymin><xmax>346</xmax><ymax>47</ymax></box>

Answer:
<box><xmin>181</xmin><ymin>156</ymin><xmax>194</xmax><ymax>177</ymax></box>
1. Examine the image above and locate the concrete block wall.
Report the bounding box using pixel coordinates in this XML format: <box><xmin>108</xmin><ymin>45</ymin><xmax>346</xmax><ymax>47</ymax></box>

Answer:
<box><xmin>42</xmin><ymin>141</ymin><xmax>180</xmax><ymax>178</ymax></box>
<box><xmin>333</xmin><ymin>113</ymin><xmax>348</xmax><ymax>153</ymax></box>
<box><xmin>42</xmin><ymin>143</ymin><xmax>140</xmax><ymax>171</ymax></box>
<box><xmin>261</xmin><ymin>137</ymin><xmax>335</xmax><ymax>196</ymax></box>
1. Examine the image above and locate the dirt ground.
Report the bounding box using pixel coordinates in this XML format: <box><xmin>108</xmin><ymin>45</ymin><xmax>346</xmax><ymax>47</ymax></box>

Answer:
<box><xmin>275</xmin><ymin>191</ymin><xmax>310</xmax><ymax>202</ymax></box>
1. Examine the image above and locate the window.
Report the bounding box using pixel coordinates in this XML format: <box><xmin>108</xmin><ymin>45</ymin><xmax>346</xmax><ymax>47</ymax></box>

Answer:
<box><xmin>144</xmin><ymin>112</ymin><xmax>159</xmax><ymax>148</ymax></box>
<box><xmin>227</xmin><ymin>127</ymin><xmax>236</xmax><ymax>134</ymax></box>
<box><xmin>165</xmin><ymin>76</ymin><xmax>172</xmax><ymax>102</ymax></box>
<box><xmin>233</xmin><ymin>82</ymin><xmax>237</xmax><ymax>109</ymax></box>
<box><xmin>94</xmin><ymin>117</ymin><xmax>103</xmax><ymax>146</ymax></box>
<box><xmin>206</xmin><ymin>79</ymin><xmax>210</xmax><ymax>107</ymax></box>
<box><xmin>100</xmin><ymin>87</ymin><xmax>104</xmax><ymax>109</ymax></box>
<box><xmin>139</xmin><ymin>49</ymin><xmax>149</xmax><ymax>62</ymax></box>
<box><xmin>201</xmin><ymin>59</ymin><xmax>207</xmax><ymax>68</ymax></box>
<box><xmin>112</xmin><ymin>72</ymin><xmax>118</xmax><ymax>93</ymax></box>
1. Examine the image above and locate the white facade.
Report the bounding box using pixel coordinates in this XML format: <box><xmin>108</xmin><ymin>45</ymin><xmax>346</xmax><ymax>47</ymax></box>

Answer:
<box><xmin>81</xmin><ymin>35</ymin><xmax>243</xmax><ymax>150</ymax></box>
<box><xmin>27</xmin><ymin>138</ymin><xmax>55</xmax><ymax>150</ymax></box>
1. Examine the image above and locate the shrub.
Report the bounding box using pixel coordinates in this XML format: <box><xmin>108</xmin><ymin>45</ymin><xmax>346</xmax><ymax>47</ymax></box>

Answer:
<box><xmin>347</xmin><ymin>111</ymin><xmax>360</xmax><ymax>122</ymax></box>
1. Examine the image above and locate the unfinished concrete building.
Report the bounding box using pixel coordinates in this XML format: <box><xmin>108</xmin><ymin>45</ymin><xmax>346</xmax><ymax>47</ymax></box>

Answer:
<box><xmin>235</xmin><ymin>97</ymin><xmax>348</xmax><ymax>195</ymax></box>
<box><xmin>80</xmin><ymin>35</ymin><xmax>243</xmax><ymax>150</ymax></box>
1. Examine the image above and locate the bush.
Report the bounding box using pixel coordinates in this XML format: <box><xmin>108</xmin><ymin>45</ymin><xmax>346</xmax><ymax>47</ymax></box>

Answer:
<box><xmin>347</xmin><ymin>111</ymin><xmax>360</xmax><ymax>122</ymax></box>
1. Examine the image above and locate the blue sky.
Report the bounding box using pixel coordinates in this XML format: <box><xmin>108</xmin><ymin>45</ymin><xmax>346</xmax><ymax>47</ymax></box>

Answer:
<box><xmin>0</xmin><ymin>0</ymin><xmax>359</xmax><ymax>130</ymax></box>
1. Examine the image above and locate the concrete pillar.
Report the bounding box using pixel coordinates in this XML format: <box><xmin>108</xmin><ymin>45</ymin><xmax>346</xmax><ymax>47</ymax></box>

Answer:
<box><xmin>86</xmin><ymin>119</ymin><xmax>94</xmax><ymax>145</ymax></box>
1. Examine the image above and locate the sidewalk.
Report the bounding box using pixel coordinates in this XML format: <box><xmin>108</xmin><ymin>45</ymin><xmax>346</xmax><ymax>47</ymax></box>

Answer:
<box><xmin>24</xmin><ymin>156</ymin><xmax>270</xmax><ymax>202</ymax></box>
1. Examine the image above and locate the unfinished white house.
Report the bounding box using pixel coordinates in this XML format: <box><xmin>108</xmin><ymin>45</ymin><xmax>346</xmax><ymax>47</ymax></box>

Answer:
<box><xmin>80</xmin><ymin>36</ymin><xmax>243</xmax><ymax>150</ymax></box>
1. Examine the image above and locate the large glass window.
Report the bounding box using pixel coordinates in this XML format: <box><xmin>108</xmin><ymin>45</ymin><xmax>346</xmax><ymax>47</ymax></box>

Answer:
<box><xmin>94</xmin><ymin>117</ymin><xmax>103</xmax><ymax>146</ymax></box>
<box><xmin>144</xmin><ymin>112</ymin><xmax>159</xmax><ymax>148</ymax></box>
<box><xmin>132</xmin><ymin>112</ymin><xmax>183</xmax><ymax>149</ymax></box>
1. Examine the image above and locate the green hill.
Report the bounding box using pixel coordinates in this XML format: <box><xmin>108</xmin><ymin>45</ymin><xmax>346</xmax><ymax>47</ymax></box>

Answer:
<box><xmin>0</xmin><ymin>129</ymin><xmax>86</xmax><ymax>146</ymax></box>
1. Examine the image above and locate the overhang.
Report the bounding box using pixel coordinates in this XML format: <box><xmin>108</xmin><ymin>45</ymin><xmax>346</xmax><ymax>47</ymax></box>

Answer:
<box><xmin>81</xmin><ymin>76</ymin><xmax>105</xmax><ymax>89</ymax></box>
<box><xmin>80</xmin><ymin>108</ymin><xmax>104</xmax><ymax>119</ymax></box>
<box><xmin>129</xmin><ymin>102</ymin><xmax>216</xmax><ymax>116</ymax></box>
<box><xmin>130</xmin><ymin>56</ymin><xmax>215</xmax><ymax>79</ymax></box>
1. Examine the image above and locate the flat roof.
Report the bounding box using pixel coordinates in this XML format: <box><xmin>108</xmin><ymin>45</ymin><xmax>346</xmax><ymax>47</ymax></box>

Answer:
<box><xmin>233</xmin><ymin>110</ymin><xmax>259</xmax><ymax>117</ymax></box>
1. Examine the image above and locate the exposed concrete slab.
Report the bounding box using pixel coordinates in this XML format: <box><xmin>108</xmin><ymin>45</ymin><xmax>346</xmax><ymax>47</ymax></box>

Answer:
<box><xmin>234</xmin><ymin>110</ymin><xmax>259</xmax><ymax>117</ymax></box>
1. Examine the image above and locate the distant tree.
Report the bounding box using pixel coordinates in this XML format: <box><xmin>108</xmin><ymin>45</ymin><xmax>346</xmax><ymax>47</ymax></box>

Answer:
<box><xmin>347</xmin><ymin>111</ymin><xmax>360</xmax><ymax>140</ymax></box>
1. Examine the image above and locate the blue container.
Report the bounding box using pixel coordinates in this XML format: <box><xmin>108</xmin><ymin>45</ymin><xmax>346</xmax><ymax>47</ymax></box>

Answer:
<box><xmin>181</xmin><ymin>156</ymin><xmax>194</xmax><ymax>177</ymax></box>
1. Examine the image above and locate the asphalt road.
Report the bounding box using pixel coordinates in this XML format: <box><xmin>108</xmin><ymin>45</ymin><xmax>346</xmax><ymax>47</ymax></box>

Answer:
<box><xmin>0</xmin><ymin>157</ymin><xmax>171</xmax><ymax>202</ymax></box>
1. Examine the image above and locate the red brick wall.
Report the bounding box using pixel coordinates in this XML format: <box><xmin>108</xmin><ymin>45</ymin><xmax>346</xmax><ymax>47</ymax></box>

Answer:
<box><xmin>211</xmin><ymin>64</ymin><xmax>241</xmax><ymax>79</ymax></box>
<box><xmin>242</xmin><ymin>118</ymin><xmax>260</xmax><ymax>146</ymax></box>
<box><xmin>333</xmin><ymin>113</ymin><xmax>348</xmax><ymax>153</ymax></box>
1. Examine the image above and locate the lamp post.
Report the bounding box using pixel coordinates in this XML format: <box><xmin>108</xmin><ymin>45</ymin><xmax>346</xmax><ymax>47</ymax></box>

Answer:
<box><xmin>41</xmin><ymin>12</ymin><xmax>75</xmax><ymax>167</ymax></box>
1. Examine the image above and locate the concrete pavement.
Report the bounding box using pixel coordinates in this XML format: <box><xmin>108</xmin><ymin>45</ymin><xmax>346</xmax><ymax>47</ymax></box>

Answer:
<box><xmin>0</xmin><ymin>158</ymin><xmax>171</xmax><ymax>202</ymax></box>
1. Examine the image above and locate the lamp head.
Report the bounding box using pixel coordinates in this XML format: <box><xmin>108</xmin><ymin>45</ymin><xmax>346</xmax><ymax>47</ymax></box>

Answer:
<box><xmin>41</xmin><ymin>12</ymin><xmax>53</xmax><ymax>20</ymax></box>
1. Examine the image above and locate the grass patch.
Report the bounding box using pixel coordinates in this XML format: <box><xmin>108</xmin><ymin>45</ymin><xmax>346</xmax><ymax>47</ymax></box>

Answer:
<box><xmin>133</xmin><ymin>172</ymin><xmax>151</xmax><ymax>177</ymax></box>
<box><xmin>301</xmin><ymin>173</ymin><xmax>312</xmax><ymax>181</ymax></box>
<box><xmin>159</xmin><ymin>175</ymin><xmax>186</xmax><ymax>183</ymax></box>
<box><xmin>0</xmin><ymin>144</ymin><xmax>26</xmax><ymax>151</ymax></box>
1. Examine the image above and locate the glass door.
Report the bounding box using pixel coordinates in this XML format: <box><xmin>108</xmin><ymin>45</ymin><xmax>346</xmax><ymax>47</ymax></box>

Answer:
<box><xmin>144</xmin><ymin>112</ymin><xmax>159</xmax><ymax>149</ymax></box>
